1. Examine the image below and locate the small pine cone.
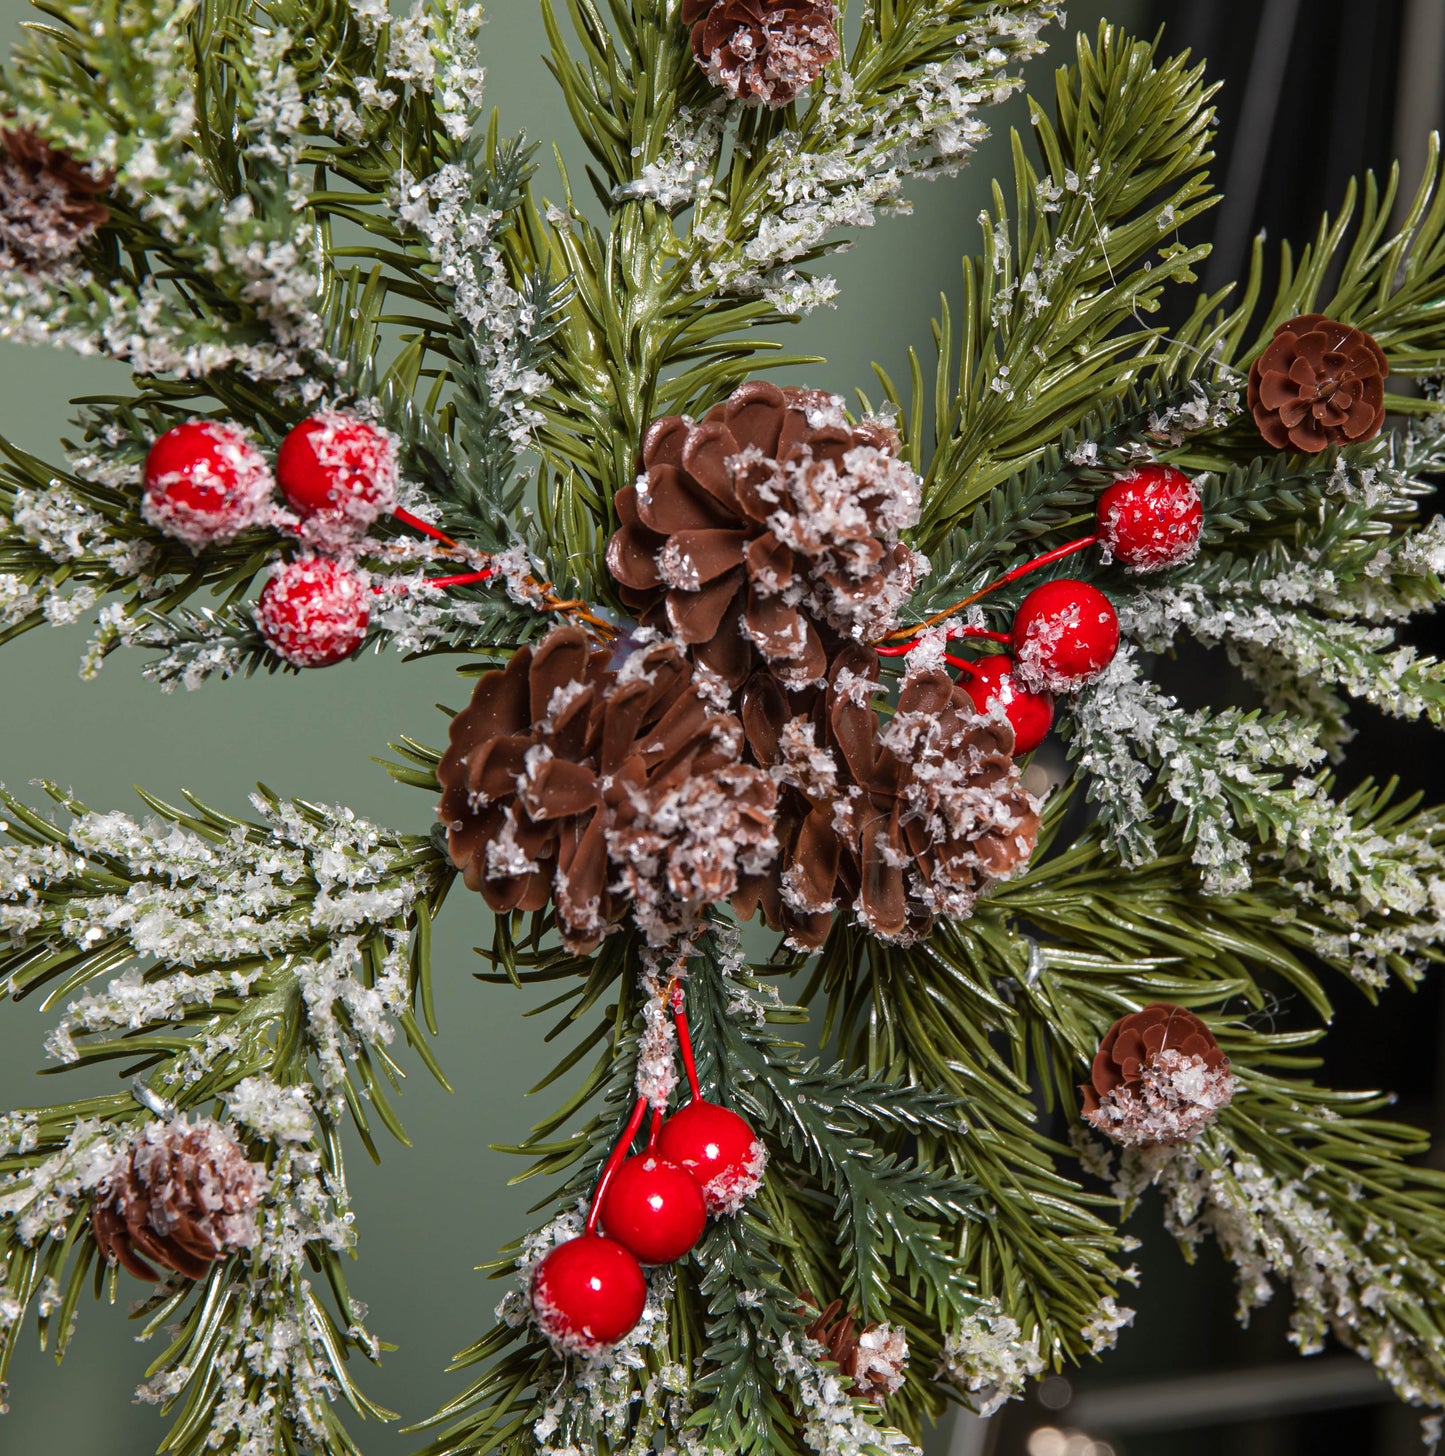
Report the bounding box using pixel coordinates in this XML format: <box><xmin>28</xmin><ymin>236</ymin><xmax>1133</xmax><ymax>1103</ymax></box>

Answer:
<box><xmin>682</xmin><ymin>0</ymin><xmax>841</xmax><ymax>109</ymax></box>
<box><xmin>0</xmin><ymin>126</ymin><xmax>111</xmax><ymax>272</ymax></box>
<box><xmin>1247</xmin><ymin>313</ymin><xmax>1388</xmax><ymax>454</ymax></box>
<box><xmin>735</xmin><ymin>646</ymin><xmax>1040</xmax><ymax>949</ymax></box>
<box><xmin>803</xmin><ymin>1298</ymin><xmax>909</xmax><ymax>1401</ymax></box>
<box><xmin>437</xmin><ymin>627</ymin><xmax>778</xmax><ymax>950</ymax></box>
<box><xmin>1081</xmin><ymin>1003</ymin><xmax>1234</xmax><ymax>1148</ymax></box>
<box><xmin>92</xmin><ymin>1120</ymin><xmax>263</xmax><ymax>1282</ymax></box>
<box><xmin>607</xmin><ymin>382</ymin><xmax>926</xmax><ymax>692</ymax></box>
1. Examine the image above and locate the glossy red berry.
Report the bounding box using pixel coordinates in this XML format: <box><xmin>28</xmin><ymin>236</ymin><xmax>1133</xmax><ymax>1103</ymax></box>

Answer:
<box><xmin>255</xmin><ymin>557</ymin><xmax>371</xmax><ymax>668</ymax></box>
<box><xmin>599</xmin><ymin>1152</ymin><xmax>707</xmax><ymax>1265</ymax></box>
<box><xmin>1011</xmin><ymin>579</ymin><xmax>1119</xmax><ymax>693</ymax></box>
<box><xmin>530</xmin><ymin>1233</ymin><xmax>648</xmax><ymax>1353</ymax></box>
<box><xmin>1096</xmin><ymin>465</ymin><xmax>1203</xmax><ymax>573</ymax></box>
<box><xmin>276</xmin><ymin>413</ymin><xmax>398</xmax><ymax>535</ymax></box>
<box><xmin>142</xmin><ymin>421</ymin><xmax>273</xmax><ymax>548</ymax></box>
<box><xmin>656</xmin><ymin>1101</ymin><xmax>766</xmax><ymax>1215</ymax></box>
<box><xmin>959</xmin><ymin>655</ymin><xmax>1054</xmax><ymax>755</ymax></box>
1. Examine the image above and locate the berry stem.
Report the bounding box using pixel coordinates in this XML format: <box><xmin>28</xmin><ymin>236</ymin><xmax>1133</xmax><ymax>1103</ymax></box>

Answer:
<box><xmin>586</xmin><ymin>1094</ymin><xmax>650</xmax><ymax>1234</ymax></box>
<box><xmin>393</xmin><ymin>507</ymin><xmax>460</xmax><ymax>549</ymax></box>
<box><xmin>874</xmin><ymin>625</ymin><xmax>1010</xmax><ymax>658</ymax></box>
<box><xmin>670</xmin><ymin>984</ymin><xmax>702</xmax><ymax>1102</ymax></box>
<box><xmin>647</xmin><ymin>1105</ymin><xmax>664</xmax><ymax>1150</ymax></box>
<box><xmin>426</xmin><ymin>568</ymin><xmax>496</xmax><ymax>589</ymax></box>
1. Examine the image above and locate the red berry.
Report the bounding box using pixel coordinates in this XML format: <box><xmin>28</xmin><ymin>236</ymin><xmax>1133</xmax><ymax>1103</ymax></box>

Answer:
<box><xmin>959</xmin><ymin>655</ymin><xmax>1054</xmax><ymax>755</ymax></box>
<box><xmin>276</xmin><ymin>413</ymin><xmax>398</xmax><ymax>535</ymax></box>
<box><xmin>142</xmin><ymin>421</ymin><xmax>273</xmax><ymax>548</ymax></box>
<box><xmin>255</xmin><ymin>557</ymin><xmax>371</xmax><ymax>668</ymax></box>
<box><xmin>599</xmin><ymin>1152</ymin><xmax>707</xmax><ymax>1265</ymax></box>
<box><xmin>1011</xmin><ymin>579</ymin><xmax>1119</xmax><ymax>693</ymax></box>
<box><xmin>1096</xmin><ymin>465</ymin><xmax>1203</xmax><ymax>573</ymax></box>
<box><xmin>656</xmin><ymin>1101</ymin><xmax>766</xmax><ymax>1215</ymax></box>
<box><xmin>530</xmin><ymin>1233</ymin><xmax>648</xmax><ymax>1353</ymax></box>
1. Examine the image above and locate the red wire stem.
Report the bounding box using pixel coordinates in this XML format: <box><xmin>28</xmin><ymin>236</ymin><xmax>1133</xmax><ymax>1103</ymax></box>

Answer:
<box><xmin>670</xmin><ymin>984</ymin><xmax>702</xmax><ymax>1102</ymax></box>
<box><xmin>392</xmin><ymin>506</ymin><xmax>459</xmax><ymax>549</ymax></box>
<box><xmin>425</xmin><ymin>568</ymin><xmax>495</xmax><ymax>589</ymax></box>
<box><xmin>586</xmin><ymin>1094</ymin><xmax>650</xmax><ymax>1233</ymax></box>
<box><xmin>875</xmin><ymin>624</ymin><xmax>1011</xmax><ymax>658</ymax></box>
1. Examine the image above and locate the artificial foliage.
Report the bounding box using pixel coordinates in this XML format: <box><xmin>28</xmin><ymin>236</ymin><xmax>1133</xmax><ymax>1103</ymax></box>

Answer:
<box><xmin>4</xmin><ymin>2</ymin><xmax>1445</xmax><ymax>1454</ymax></box>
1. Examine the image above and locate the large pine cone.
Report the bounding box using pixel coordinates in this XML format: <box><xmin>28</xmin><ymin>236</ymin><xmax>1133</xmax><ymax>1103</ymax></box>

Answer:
<box><xmin>93</xmin><ymin>1120</ymin><xmax>263</xmax><ymax>1282</ymax></box>
<box><xmin>438</xmin><ymin>627</ymin><xmax>777</xmax><ymax>950</ymax></box>
<box><xmin>607</xmin><ymin>383</ymin><xmax>926</xmax><ymax>692</ymax></box>
<box><xmin>1081</xmin><ymin>1003</ymin><xmax>1234</xmax><ymax>1148</ymax></box>
<box><xmin>682</xmin><ymin>0</ymin><xmax>841</xmax><ymax>109</ymax></box>
<box><xmin>0</xmin><ymin>126</ymin><xmax>111</xmax><ymax>272</ymax></box>
<box><xmin>735</xmin><ymin>645</ymin><xmax>1040</xmax><ymax>949</ymax></box>
<box><xmin>1247</xmin><ymin>313</ymin><xmax>1388</xmax><ymax>454</ymax></box>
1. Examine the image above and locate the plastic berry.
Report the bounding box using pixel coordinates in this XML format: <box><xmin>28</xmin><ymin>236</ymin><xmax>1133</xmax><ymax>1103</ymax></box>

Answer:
<box><xmin>255</xmin><ymin>557</ymin><xmax>371</xmax><ymax>668</ymax></box>
<box><xmin>1011</xmin><ymin>579</ymin><xmax>1119</xmax><ymax>693</ymax></box>
<box><xmin>529</xmin><ymin>1233</ymin><xmax>648</xmax><ymax>1354</ymax></box>
<box><xmin>656</xmin><ymin>1100</ymin><xmax>766</xmax><ymax>1216</ymax></box>
<box><xmin>958</xmin><ymin>655</ymin><xmax>1054</xmax><ymax>755</ymax></box>
<box><xmin>276</xmin><ymin>412</ymin><xmax>398</xmax><ymax>535</ymax></box>
<box><xmin>141</xmin><ymin>420</ymin><xmax>273</xmax><ymax>549</ymax></box>
<box><xmin>598</xmin><ymin>1152</ymin><xmax>707</xmax><ymax>1265</ymax></box>
<box><xmin>1096</xmin><ymin>465</ymin><xmax>1203</xmax><ymax>573</ymax></box>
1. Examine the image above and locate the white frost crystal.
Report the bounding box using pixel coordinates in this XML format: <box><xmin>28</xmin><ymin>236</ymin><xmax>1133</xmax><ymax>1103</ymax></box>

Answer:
<box><xmin>941</xmin><ymin>1301</ymin><xmax>1045</xmax><ymax>1416</ymax></box>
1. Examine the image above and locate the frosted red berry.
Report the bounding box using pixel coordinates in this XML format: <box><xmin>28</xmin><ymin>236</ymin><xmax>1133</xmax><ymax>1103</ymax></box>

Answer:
<box><xmin>599</xmin><ymin>1152</ymin><xmax>707</xmax><ymax>1265</ymax></box>
<box><xmin>656</xmin><ymin>1100</ymin><xmax>766</xmax><ymax>1215</ymax></box>
<box><xmin>276</xmin><ymin>413</ymin><xmax>398</xmax><ymax>536</ymax></box>
<box><xmin>959</xmin><ymin>654</ymin><xmax>1054</xmax><ymax>755</ymax></box>
<box><xmin>142</xmin><ymin>420</ymin><xmax>273</xmax><ymax>549</ymax></box>
<box><xmin>1011</xmin><ymin>579</ymin><xmax>1119</xmax><ymax>693</ymax></box>
<box><xmin>255</xmin><ymin>557</ymin><xmax>371</xmax><ymax>668</ymax></box>
<box><xmin>530</xmin><ymin>1233</ymin><xmax>648</xmax><ymax>1353</ymax></box>
<box><xmin>1096</xmin><ymin>465</ymin><xmax>1203</xmax><ymax>573</ymax></box>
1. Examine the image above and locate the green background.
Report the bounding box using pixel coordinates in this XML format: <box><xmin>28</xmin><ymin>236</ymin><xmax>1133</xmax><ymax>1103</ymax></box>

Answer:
<box><xmin>0</xmin><ymin>4</ymin><xmax>1131</xmax><ymax>1452</ymax></box>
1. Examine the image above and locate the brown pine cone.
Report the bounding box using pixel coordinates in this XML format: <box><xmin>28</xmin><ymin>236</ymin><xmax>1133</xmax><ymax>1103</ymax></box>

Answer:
<box><xmin>734</xmin><ymin>645</ymin><xmax>1040</xmax><ymax>949</ymax></box>
<box><xmin>682</xmin><ymin>0</ymin><xmax>841</xmax><ymax>109</ymax></box>
<box><xmin>803</xmin><ymin>1297</ymin><xmax>910</xmax><ymax>1400</ymax></box>
<box><xmin>606</xmin><ymin>382</ymin><xmax>926</xmax><ymax>692</ymax></box>
<box><xmin>1081</xmin><ymin>1003</ymin><xmax>1234</xmax><ymax>1148</ymax></box>
<box><xmin>1246</xmin><ymin>313</ymin><xmax>1388</xmax><ymax>454</ymax></box>
<box><xmin>0</xmin><ymin>125</ymin><xmax>111</xmax><ymax>273</ymax></box>
<box><xmin>437</xmin><ymin>626</ymin><xmax>778</xmax><ymax>950</ymax></box>
<box><xmin>92</xmin><ymin>1120</ymin><xmax>263</xmax><ymax>1282</ymax></box>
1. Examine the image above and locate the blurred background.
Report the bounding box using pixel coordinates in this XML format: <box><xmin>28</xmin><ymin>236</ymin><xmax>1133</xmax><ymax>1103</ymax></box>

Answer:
<box><xmin>3</xmin><ymin>2</ymin><xmax>1445</xmax><ymax>1453</ymax></box>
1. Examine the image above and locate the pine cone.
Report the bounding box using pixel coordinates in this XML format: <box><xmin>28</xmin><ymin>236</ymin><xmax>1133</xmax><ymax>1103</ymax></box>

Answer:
<box><xmin>92</xmin><ymin>1120</ymin><xmax>263</xmax><ymax>1282</ymax></box>
<box><xmin>607</xmin><ymin>382</ymin><xmax>926</xmax><ymax>692</ymax></box>
<box><xmin>1081</xmin><ymin>1003</ymin><xmax>1234</xmax><ymax>1148</ymax></box>
<box><xmin>1247</xmin><ymin>313</ymin><xmax>1388</xmax><ymax>454</ymax></box>
<box><xmin>803</xmin><ymin>1298</ymin><xmax>909</xmax><ymax>1400</ymax></box>
<box><xmin>734</xmin><ymin>645</ymin><xmax>1040</xmax><ymax>949</ymax></box>
<box><xmin>437</xmin><ymin>626</ymin><xmax>778</xmax><ymax>950</ymax></box>
<box><xmin>682</xmin><ymin>0</ymin><xmax>841</xmax><ymax>109</ymax></box>
<box><xmin>0</xmin><ymin>125</ymin><xmax>111</xmax><ymax>272</ymax></box>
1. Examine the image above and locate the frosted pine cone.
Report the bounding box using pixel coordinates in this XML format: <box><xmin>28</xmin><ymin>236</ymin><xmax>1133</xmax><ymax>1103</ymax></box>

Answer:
<box><xmin>607</xmin><ymin>382</ymin><xmax>927</xmax><ymax>692</ymax></box>
<box><xmin>437</xmin><ymin>627</ymin><xmax>778</xmax><ymax>950</ymax></box>
<box><xmin>683</xmin><ymin>0</ymin><xmax>841</xmax><ymax>109</ymax></box>
<box><xmin>1081</xmin><ymin>1003</ymin><xmax>1234</xmax><ymax>1148</ymax></box>
<box><xmin>734</xmin><ymin>646</ymin><xmax>1040</xmax><ymax>949</ymax></box>
<box><xmin>0</xmin><ymin>126</ymin><xmax>110</xmax><ymax>272</ymax></box>
<box><xmin>804</xmin><ymin>1298</ymin><xmax>909</xmax><ymax>1400</ymax></box>
<box><xmin>92</xmin><ymin>1119</ymin><xmax>263</xmax><ymax>1282</ymax></box>
<box><xmin>1247</xmin><ymin>313</ymin><xmax>1388</xmax><ymax>453</ymax></box>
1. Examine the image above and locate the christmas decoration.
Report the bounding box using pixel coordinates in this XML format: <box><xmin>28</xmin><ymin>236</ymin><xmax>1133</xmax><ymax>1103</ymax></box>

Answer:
<box><xmin>275</xmin><ymin>411</ymin><xmax>399</xmax><ymax>536</ymax></box>
<box><xmin>92</xmin><ymin>1119</ymin><xmax>263</xmax><ymax>1282</ymax></box>
<box><xmin>1095</xmin><ymin>465</ymin><xmax>1203</xmax><ymax>573</ymax></box>
<box><xmin>9</xmin><ymin>6</ymin><xmax>1445</xmax><ymax>1455</ymax></box>
<box><xmin>141</xmin><ymin>419</ymin><xmax>275</xmax><ymax>548</ymax></box>
<box><xmin>254</xmin><ymin>556</ymin><xmax>371</xmax><ymax>668</ymax></box>
<box><xmin>1011</xmin><ymin>578</ymin><xmax>1120</xmax><ymax>691</ymax></box>
<box><xmin>955</xmin><ymin>654</ymin><xmax>1054</xmax><ymax>755</ymax></box>
<box><xmin>597</xmin><ymin>1151</ymin><xmax>708</xmax><ymax>1264</ymax></box>
<box><xmin>0</xmin><ymin>123</ymin><xmax>109</xmax><ymax>271</ymax></box>
<box><xmin>683</xmin><ymin>0</ymin><xmax>842</xmax><ymax>109</ymax></box>
<box><xmin>1247</xmin><ymin>313</ymin><xmax>1389</xmax><ymax>453</ymax></box>
<box><xmin>1081</xmin><ymin>1003</ymin><xmax>1235</xmax><ymax>1148</ymax></box>
<box><xmin>529</xmin><ymin>1233</ymin><xmax>649</xmax><ymax>1355</ymax></box>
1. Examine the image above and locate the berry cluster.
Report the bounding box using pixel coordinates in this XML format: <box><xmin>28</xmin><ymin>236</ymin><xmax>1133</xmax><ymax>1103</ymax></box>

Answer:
<box><xmin>142</xmin><ymin>412</ymin><xmax>401</xmax><ymax>668</ymax></box>
<box><xmin>529</xmin><ymin>990</ymin><xmax>765</xmax><ymax>1354</ymax></box>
